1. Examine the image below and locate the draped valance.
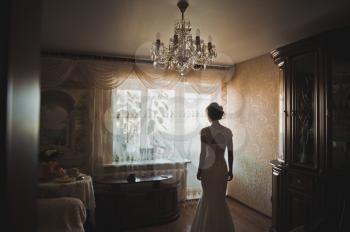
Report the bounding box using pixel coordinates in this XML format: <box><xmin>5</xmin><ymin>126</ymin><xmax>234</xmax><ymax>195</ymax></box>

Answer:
<box><xmin>41</xmin><ymin>57</ymin><xmax>234</xmax><ymax>95</ymax></box>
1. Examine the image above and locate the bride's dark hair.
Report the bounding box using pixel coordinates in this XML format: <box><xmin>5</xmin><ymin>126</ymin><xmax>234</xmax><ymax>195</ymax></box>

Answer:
<box><xmin>206</xmin><ymin>102</ymin><xmax>224</xmax><ymax>121</ymax></box>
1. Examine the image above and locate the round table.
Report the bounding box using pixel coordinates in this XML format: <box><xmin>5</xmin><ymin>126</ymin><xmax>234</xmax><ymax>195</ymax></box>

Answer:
<box><xmin>38</xmin><ymin>175</ymin><xmax>96</xmax><ymax>224</ymax></box>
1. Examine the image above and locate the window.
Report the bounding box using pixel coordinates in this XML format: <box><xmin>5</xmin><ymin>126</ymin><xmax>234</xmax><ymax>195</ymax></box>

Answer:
<box><xmin>112</xmin><ymin>89</ymin><xmax>141</xmax><ymax>162</ymax></box>
<box><xmin>111</xmin><ymin>77</ymin><xmax>218</xmax><ymax>164</ymax></box>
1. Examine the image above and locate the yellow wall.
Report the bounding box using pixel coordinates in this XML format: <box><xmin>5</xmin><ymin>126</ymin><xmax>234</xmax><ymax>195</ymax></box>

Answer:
<box><xmin>226</xmin><ymin>54</ymin><xmax>279</xmax><ymax>217</ymax></box>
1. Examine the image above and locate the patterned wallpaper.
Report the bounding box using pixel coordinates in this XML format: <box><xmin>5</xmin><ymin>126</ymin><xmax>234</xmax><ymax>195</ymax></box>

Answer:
<box><xmin>226</xmin><ymin>54</ymin><xmax>279</xmax><ymax>217</ymax></box>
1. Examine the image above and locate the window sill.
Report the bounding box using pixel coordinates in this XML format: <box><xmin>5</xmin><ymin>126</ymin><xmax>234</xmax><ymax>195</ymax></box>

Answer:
<box><xmin>101</xmin><ymin>159</ymin><xmax>191</xmax><ymax>174</ymax></box>
<box><xmin>104</xmin><ymin>158</ymin><xmax>191</xmax><ymax>168</ymax></box>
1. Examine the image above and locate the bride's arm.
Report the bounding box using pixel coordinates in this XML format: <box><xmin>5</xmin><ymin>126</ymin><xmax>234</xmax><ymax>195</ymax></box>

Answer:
<box><xmin>227</xmin><ymin>135</ymin><xmax>233</xmax><ymax>181</ymax></box>
<box><xmin>197</xmin><ymin>129</ymin><xmax>207</xmax><ymax>180</ymax></box>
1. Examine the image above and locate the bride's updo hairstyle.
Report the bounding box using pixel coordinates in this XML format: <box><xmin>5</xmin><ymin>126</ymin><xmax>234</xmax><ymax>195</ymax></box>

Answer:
<box><xmin>206</xmin><ymin>102</ymin><xmax>224</xmax><ymax>121</ymax></box>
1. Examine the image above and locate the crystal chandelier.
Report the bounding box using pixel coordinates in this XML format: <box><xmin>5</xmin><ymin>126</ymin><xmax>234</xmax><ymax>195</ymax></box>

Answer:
<box><xmin>150</xmin><ymin>0</ymin><xmax>217</xmax><ymax>76</ymax></box>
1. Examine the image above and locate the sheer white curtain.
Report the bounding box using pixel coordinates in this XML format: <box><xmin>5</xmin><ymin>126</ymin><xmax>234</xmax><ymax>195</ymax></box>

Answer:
<box><xmin>41</xmin><ymin>57</ymin><xmax>234</xmax><ymax>200</ymax></box>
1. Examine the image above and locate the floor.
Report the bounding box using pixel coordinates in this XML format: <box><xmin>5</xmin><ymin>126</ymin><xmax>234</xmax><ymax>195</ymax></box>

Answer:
<box><xmin>127</xmin><ymin>198</ymin><xmax>271</xmax><ymax>232</ymax></box>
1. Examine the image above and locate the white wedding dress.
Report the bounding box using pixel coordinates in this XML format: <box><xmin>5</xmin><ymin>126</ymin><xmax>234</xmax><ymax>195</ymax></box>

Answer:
<box><xmin>190</xmin><ymin>124</ymin><xmax>235</xmax><ymax>232</ymax></box>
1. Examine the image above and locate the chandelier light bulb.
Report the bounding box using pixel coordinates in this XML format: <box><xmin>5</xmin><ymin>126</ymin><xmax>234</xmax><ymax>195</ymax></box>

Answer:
<box><xmin>150</xmin><ymin>0</ymin><xmax>217</xmax><ymax>76</ymax></box>
<box><xmin>196</xmin><ymin>29</ymin><xmax>200</xmax><ymax>37</ymax></box>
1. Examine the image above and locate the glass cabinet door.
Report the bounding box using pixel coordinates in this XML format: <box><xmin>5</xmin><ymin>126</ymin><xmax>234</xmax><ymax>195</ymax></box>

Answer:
<box><xmin>330</xmin><ymin>57</ymin><xmax>350</xmax><ymax>169</ymax></box>
<box><xmin>291</xmin><ymin>52</ymin><xmax>317</xmax><ymax>168</ymax></box>
<box><xmin>278</xmin><ymin>69</ymin><xmax>285</xmax><ymax>162</ymax></box>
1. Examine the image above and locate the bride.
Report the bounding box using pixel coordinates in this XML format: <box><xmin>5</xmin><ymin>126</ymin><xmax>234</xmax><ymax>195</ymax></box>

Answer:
<box><xmin>190</xmin><ymin>102</ymin><xmax>235</xmax><ymax>232</ymax></box>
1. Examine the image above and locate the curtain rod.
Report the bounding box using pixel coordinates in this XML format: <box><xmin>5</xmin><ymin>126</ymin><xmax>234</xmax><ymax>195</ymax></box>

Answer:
<box><xmin>41</xmin><ymin>50</ymin><xmax>234</xmax><ymax>70</ymax></box>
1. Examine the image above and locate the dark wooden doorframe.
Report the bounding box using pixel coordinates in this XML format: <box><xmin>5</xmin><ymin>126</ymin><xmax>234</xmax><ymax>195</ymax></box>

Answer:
<box><xmin>0</xmin><ymin>0</ymin><xmax>41</xmax><ymax>231</ymax></box>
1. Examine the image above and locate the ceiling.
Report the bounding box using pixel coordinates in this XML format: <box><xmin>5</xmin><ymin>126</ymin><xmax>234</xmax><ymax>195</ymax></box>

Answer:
<box><xmin>41</xmin><ymin>0</ymin><xmax>350</xmax><ymax>65</ymax></box>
